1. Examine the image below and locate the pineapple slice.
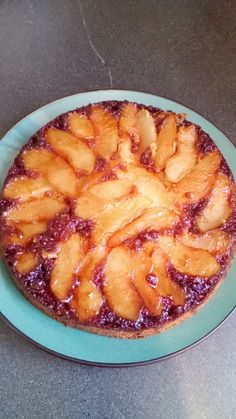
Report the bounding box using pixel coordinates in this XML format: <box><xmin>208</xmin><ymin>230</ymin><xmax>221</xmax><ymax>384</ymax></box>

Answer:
<box><xmin>6</xmin><ymin>197</ymin><xmax>66</xmax><ymax>223</ymax></box>
<box><xmin>180</xmin><ymin>230</ymin><xmax>232</xmax><ymax>254</ymax></box>
<box><xmin>104</xmin><ymin>246</ymin><xmax>142</xmax><ymax>320</ymax></box>
<box><xmin>158</xmin><ymin>236</ymin><xmax>220</xmax><ymax>277</ymax></box>
<box><xmin>3</xmin><ymin>176</ymin><xmax>52</xmax><ymax>201</ymax></box>
<box><xmin>68</xmin><ymin>112</ymin><xmax>95</xmax><ymax>140</ymax></box>
<box><xmin>75</xmin><ymin>179</ymin><xmax>133</xmax><ymax>219</ymax></box>
<box><xmin>15</xmin><ymin>251</ymin><xmax>38</xmax><ymax>274</ymax></box>
<box><xmin>50</xmin><ymin>233</ymin><xmax>83</xmax><ymax>301</ymax></box>
<box><xmin>22</xmin><ymin>149</ymin><xmax>78</xmax><ymax>196</ymax></box>
<box><xmin>46</xmin><ymin>128</ymin><xmax>95</xmax><ymax>173</ymax></box>
<box><xmin>155</xmin><ymin>115</ymin><xmax>177</xmax><ymax>171</ymax></box>
<box><xmin>117</xmin><ymin>166</ymin><xmax>173</xmax><ymax>209</ymax></box>
<box><xmin>93</xmin><ymin>195</ymin><xmax>151</xmax><ymax>245</ymax></box>
<box><xmin>73</xmin><ymin>281</ymin><xmax>103</xmax><ymax>321</ymax></box>
<box><xmin>136</xmin><ymin>109</ymin><xmax>157</xmax><ymax>154</ymax></box>
<box><xmin>165</xmin><ymin>125</ymin><xmax>197</xmax><ymax>182</ymax></box>
<box><xmin>152</xmin><ymin>249</ymin><xmax>184</xmax><ymax>305</ymax></box>
<box><xmin>174</xmin><ymin>150</ymin><xmax>221</xmax><ymax>202</ymax></box>
<box><xmin>131</xmin><ymin>253</ymin><xmax>163</xmax><ymax>316</ymax></box>
<box><xmin>119</xmin><ymin>103</ymin><xmax>137</xmax><ymax>133</ymax></box>
<box><xmin>90</xmin><ymin>106</ymin><xmax>118</xmax><ymax>159</ymax></box>
<box><xmin>196</xmin><ymin>174</ymin><xmax>232</xmax><ymax>232</ymax></box>
<box><xmin>108</xmin><ymin>208</ymin><xmax>178</xmax><ymax>247</ymax></box>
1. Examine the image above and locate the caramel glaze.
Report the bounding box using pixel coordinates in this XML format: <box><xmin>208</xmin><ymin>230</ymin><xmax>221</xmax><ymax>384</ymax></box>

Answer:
<box><xmin>0</xmin><ymin>101</ymin><xmax>235</xmax><ymax>331</ymax></box>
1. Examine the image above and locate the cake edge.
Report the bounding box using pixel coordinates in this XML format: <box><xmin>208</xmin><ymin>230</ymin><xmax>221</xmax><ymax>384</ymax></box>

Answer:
<box><xmin>5</xmin><ymin>246</ymin><xmax>234</xmax><ymax>340</ymax></box>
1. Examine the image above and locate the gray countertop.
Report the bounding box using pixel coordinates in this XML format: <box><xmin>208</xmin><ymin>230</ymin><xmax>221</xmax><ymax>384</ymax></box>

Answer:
<box><xmin>0</xmin><ymin>1</ymin><xmax>235</xmax><ymax>418</ymax></box>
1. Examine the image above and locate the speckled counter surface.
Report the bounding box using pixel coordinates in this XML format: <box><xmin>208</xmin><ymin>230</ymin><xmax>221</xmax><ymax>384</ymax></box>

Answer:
<box><xmin>0</xmin><ymin>1</ymin><xmax>235</xmax><ymax>418</ymax></box>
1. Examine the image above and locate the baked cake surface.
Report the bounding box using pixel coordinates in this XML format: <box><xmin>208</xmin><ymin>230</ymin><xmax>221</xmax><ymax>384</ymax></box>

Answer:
<box><xmin>0</xmin><ymin>100</ymin><xmax>235</xmax><ymax>338</ymax></box>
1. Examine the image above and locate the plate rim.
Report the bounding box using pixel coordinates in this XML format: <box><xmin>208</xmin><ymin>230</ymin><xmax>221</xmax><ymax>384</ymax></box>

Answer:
<box><xmin>0</xmin><ymin>89</ymin><xmax>235</xmax><ymax>367</ymax></box>
<box><xmin>1</xmin><ymin>308</ymin><xmax>235</xmax><ymax>368</ymax></box>
<box><xmin>1</xmin><ymin>88</ymin><xmax>236</xmax><ymax>149</ymax></box>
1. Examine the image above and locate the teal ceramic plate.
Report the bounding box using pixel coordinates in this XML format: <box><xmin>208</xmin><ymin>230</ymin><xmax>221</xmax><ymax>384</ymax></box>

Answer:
<box><xmin>0</xmin><ymin>90</ymin><xmax>235</xmax><ymax>366</ymax></box>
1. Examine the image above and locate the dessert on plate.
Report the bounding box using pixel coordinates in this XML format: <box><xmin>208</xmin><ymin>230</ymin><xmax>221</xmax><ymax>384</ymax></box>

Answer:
<box><xmin>0</xmin><ymin>100</ymin><xmax>235</xmax><ymax>338</ymax></box>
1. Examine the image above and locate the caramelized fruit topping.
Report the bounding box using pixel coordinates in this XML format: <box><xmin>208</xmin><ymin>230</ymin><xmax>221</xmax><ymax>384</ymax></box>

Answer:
<box><xmin>68</xmin><ymin>112</ymin><xmax>95</xmax><ymax>140</ymax></box>
<box><xmin>22</xmin><ymin>149</ymin><xmax>78</xmax><ymax>196</ymax></box>
<box><xmin>50</xmin><ymin>233</ymin><xmax>83</xmax><ymax>301</ymax></box>
<box><xmin>158</xmin><ymin>236</ymin><xmax>220</xmax><ymax>277</ymax></box>
<box><xmin>46</xmin><ymin>128</ymin><xmax>95</xmax><ymax>173</ymax></box>
<box><xmin>165</xmin><ymin>124</ymin><xmax>197</xmax><ymax>182</ymax></box>
<box><xmin>136</xmin><ymin>109</ymin><xmax>157</xmax><ymax>154</ymax></box>
<box><xmin>15</xmin><ymin>251</ymin><xmax>38</xmax><ymax>274</ymax></box>
<box><xmin>90</xmin><ymin>106</ymin><xmax>118</xmax><ymax>159</ymax></box>
<box><xmin>179</xmin><ymin>229</ymin><xmax>232</xmax><ymax>254</ymax></box>
<box><xmin>196</xmin><ymin>174</ymin><xmax>232</xmax><ymax>232</ymax></box>
<box><xmin>3</xmin><ymin>176</ymin><xmax>53</xmax><ymax>201</ymax></box>
<box><xmin>5</xmin><ymin>196</ymin><xmax>67</xmax><ymax>223</ymax></box>
<box><xmin>1</xmin><ymin>101</ymin><xmax>234</xmax><ymax>332</ymax></box>
<box><xmin>104</xmin><ymin>247</ymin><xmax>142</xmax><ymax>321</ymax></box>
<box><xmin>174</xmin><ymin>149</ymin><xmax>221</xmax><ymax>203</ymax></box>
<box><xmin>155</xmin><ymin>114</ymin><xmax>177</xmax><ymax>171</ymax></box>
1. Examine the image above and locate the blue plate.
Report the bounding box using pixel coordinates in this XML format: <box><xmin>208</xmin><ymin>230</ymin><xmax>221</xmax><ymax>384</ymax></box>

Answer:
<box><xmin>0</xmin><ymin>90</ymin><xmax>235</xmax><ymax>366</ymax></box>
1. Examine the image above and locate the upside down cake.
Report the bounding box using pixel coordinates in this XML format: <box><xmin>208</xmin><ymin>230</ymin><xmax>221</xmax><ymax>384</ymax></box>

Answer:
<box><xmin>0</xmin><ymin>101</ymin><xmax>235</xmax><ymax>338</ymax></box>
